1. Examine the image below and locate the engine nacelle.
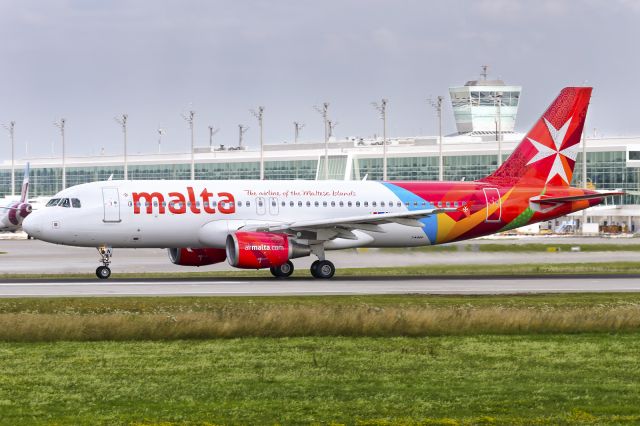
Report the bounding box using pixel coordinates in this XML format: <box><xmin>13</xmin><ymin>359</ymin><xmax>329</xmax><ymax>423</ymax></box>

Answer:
<box><xmin>226</xmin><ymin>231</ymin><xmax>310</xmax><ymax>269</ymax></box>
<box><xmin>8</xmin><ymin>202</ymin><xmax>32</xmax><ymax>226</ymax></box>
<box><xmin>167</xmin><ymin>247</ymin><xmax>227</xmax><ymax>267</ymax></box>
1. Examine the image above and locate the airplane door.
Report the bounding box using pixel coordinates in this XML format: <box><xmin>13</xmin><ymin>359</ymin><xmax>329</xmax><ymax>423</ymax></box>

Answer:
<box><xmin>102</xmin><ymin>187</ymin><xmax>121</xmax><ymax>223</ymax></box>
<box><xmin>269</xmin><ymin>197</ymin><xmax>279</xmax><ymax>215</ymax></box>
<box><xmin>482</xmin><ymin>188</ymin><xmax>502</xmax><ymax>223</ymax></box>
<box><xmin>256</xmin><ymin>197</ymin><xmax>266</xmax><ymax>215</ymax></box>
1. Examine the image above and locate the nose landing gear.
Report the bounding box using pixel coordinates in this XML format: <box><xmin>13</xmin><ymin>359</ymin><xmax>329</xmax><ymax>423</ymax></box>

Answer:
<box><xmin>96</xmin><ymin>246</ymin><xmax>113</xmax><ymax>279</ymax></box>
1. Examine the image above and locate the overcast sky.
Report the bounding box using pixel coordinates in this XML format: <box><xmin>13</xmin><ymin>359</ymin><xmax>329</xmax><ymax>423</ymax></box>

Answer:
<box><xmin>0</xmin><ymin>0</ymin><xmax>638</xmax><ymax>160</ymax></box>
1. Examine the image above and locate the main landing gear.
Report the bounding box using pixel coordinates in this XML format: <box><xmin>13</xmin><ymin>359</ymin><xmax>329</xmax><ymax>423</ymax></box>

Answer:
<box><xmin>310</xmin><ymin>260</ymin><xmax>335</xmax><ymax>279</ymax></box>
<box><xmin>96</xmin><ymin>246</ymin><xmax>113</xmax><ymax>279</ymax></box>
<box><xmin>269</xmin><ymin>258</ymin><xmax>336</xmax><ymax>279</ymax></box>
<box><xmin>270</xmin><ymin>260</ymin><xmax>294</xmax><ymax>278</ymax></box>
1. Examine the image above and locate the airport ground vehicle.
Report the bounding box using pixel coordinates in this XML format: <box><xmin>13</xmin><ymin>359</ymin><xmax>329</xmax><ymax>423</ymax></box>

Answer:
<box><xmin>23</xmin><ymin>87</ymin><xmax>621</xmax><ymax>279</ymax></box>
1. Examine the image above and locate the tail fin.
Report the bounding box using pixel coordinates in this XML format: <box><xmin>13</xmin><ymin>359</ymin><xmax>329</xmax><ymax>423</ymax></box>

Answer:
<box><xmin>19</xmin><ymin>163</ymin><xmax>30</xmax><ymax>203</ymax></box>
<box><xmin>482</xmin><ymin>87</ymin><xmax>592</xmax><ymax>187</ymax></box>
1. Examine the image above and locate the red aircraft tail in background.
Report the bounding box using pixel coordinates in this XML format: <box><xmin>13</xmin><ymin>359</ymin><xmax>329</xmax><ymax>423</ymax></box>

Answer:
<box><xmin>482</xmin><ymin>87</ymin><xmax>592</xmax><ymax>188</ymax></box>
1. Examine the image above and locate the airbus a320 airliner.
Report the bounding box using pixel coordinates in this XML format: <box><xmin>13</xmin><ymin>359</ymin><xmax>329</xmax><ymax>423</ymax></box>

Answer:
<box><xmin>23</xmin><ymin>87</ymin><xmax>621</xmax><ymax>279</ymax></box>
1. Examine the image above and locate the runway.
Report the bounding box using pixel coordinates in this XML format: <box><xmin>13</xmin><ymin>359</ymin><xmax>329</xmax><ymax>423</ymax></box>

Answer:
<box><xmin>1</xmin><ymin>275</ymin><xmax>640</xmax><ymax>297</ymax></box>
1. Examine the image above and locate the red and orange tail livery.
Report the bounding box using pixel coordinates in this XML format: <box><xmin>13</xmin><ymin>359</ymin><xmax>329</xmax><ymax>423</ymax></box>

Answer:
<box><xmin>483</xmin><ymin>87</ymin><xmax>591</xmax><ymax>188</ymax></box>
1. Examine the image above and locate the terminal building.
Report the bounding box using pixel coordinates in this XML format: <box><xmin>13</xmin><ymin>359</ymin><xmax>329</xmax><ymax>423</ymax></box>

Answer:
<box><xmin>1</xmin><ymin>72</ymin><xmax>639</xmax><ymax>233</ymax></box>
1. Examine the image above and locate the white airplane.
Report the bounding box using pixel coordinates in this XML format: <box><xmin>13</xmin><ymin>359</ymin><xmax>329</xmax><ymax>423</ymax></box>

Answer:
<box><xmin>0</xmin><ymin>163</ymin><xmax>32</xmax><ymax>232</ymax></box>
<box><xmin>22</xmin><ymin>87</ymin><xmax>620</xmax><ymax>280</ymax></box>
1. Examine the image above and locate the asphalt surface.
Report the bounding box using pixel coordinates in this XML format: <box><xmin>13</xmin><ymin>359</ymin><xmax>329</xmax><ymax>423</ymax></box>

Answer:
<box><xmin>0</xmin><ymin>275</ymin><xmax>639</xmax><ymax>297</ymax></box>
<box><xmin>1</xmin><ymin>237</ymin><xmax>639</xmax><ymax>274</ymax></box>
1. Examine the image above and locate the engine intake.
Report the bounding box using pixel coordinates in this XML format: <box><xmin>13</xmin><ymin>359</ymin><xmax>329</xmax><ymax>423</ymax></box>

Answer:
<box><xmin>226</xmin><ymin>231</ymin><xmax>310</xmax><ymax>269</ymax></box>
<box><xmin>167</xmin><ymin>247</ymin><xmax>227</xmax><ymax>266</ymax></box>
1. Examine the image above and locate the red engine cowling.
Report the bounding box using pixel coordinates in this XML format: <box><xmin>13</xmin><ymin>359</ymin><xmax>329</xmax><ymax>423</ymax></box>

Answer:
<box><xmin>167</xmin><ymin>247</ymin><xmax>227</xmax><ymax>266</ymax></box>
<box><xmin>226</xmin><ymin>231</ymin><xmax>310</xmax><ymax>269</ymax></box>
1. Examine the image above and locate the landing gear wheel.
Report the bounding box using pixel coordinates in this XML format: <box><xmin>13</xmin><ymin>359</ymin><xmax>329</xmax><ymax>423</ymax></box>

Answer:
<box><xmin>270</xmin><ymin>261</ymin><xmax>294</xmax><ymax>278</ymax></box>
<box><xmin>310</xmin><ymin>260</ymin><xmax>320</xmax><ymax>278</ymax></box>
<box><xmin>96</xmin><ymin>266</ymin><xmax>111</xmax><ymax>280</ymax></box>
<box><xmin>312</xmin><ymin>260</ymin><xmax>335</xmax><ymax>279</ymax></box>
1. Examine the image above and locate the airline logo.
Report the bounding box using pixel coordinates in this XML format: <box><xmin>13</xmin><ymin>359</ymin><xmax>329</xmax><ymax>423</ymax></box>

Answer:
<box><xmin>243</xmin><ymin>244</ymin><xmax>285</xmax><ymax>251</ymax></box>
<box><xmin>132</xmin><ymin>187</ymin><xmax>235</xmax><ymax>215</ymax></box>
<box><xmin>526</xmin><ymin>116</ymin><xmax>579</xmax><ymax>184</ymax></box>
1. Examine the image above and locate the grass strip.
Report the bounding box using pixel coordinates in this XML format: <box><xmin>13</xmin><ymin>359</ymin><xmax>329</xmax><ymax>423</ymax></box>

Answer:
<box><xmin>0</xmin><ymin>261</ymin><xmax>639</xmax><ymax>280</ymax></box>
<box><xmin>382</xmin><ymin>242</ymin><xmax>640</xmax><ymax>253</ymax></box>
<box><xmin>2</xmin><ymin>293</ymin><xmax>640</xmax><ymax>341</ymax></box>
<box><xmin>1</xmin><ymin>335</ymin><xmax>640</xmax><ymax>424</ymax></box>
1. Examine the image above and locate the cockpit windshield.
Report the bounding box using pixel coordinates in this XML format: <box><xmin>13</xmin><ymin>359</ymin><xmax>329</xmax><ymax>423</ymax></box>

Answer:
<box><xmin>45</xmin><ymin>198</ymin><xmax>81</xmax><ymax>208</ymax></box>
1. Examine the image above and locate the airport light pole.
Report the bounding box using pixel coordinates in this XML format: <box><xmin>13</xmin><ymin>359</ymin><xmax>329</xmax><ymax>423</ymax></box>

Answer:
<box><xmin>208</xmin><ymin>125</ymin><xmax>220</xmax><ymax>149</ymax></box>
<box><xmin>428</xmin><ymin>96</ymin><xmax>444</xmax><ymax>181</ymax></box>
<box><xmin>372</xmin><ymin>99</ymin><xmax>388</xmax><ymax>180</ymax></box>
<box><xmin>328</xmin><ymin>120</ymin><xmax>338</xmax><ymax>139</ymax></box>
<box><xmin>250</xmin><ymin>106</ymin><xmax>265</xmax><ymax>180</ymax></box>
<box><xmin>238</xmin><ymin>124</ymin><xmax>249</xmax><ymax>148</ymax></box>
<box><xmin>114</xmin><ymin>114</ymin><xmax>128</xmax><ymax>180</ymax></box>
<box><xmin>2</xmin><ymin>121</ymin><xmax>15</xmax><ymax>196</ymax></box>
<box><xmin>54</xmin><ymin>118</ymin><xmax>66</xmax><ymax>189</ymax></box>
<box><xmin>181</xmin><ymin>110</ymin><xmax>196</xmax><ymax>180</ymax></box>
<box><xmin>496</xmin><ymin>92</ymin><xmax>503</xmax><ymax>167</ymax></box>
<box><xmin>293</xmin><ymin>121</ymin><xmax>305</xmax><ymax>144</ymax></box>
<box><xmin>157</xmin><ymin>128</ymin><xmax>165</xmax><ymax>154</ymax></box>
<box><xmin>314</xmin><ymin>102</ymin><xmax>330</xmax><ymax>180</ymax></box>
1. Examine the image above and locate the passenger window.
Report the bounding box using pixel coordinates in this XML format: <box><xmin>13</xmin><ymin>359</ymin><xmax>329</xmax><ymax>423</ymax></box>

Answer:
<box><xmin>454</xmin><ymin>201</ymin><xmax>459</xmax><ymax>207</ymax></box>
<box><xmin>323</xmin><ymin>201</ymin><xmax>327</xmax><ymax>207</ymax></box>
<box><xmin>306</xmin><ymin>201</ymin><xmax>311</xmax><ymax>207</ymax></box>
<box><xmin>258</xmin><ymin>200</ymin><xmax>264</xmax><ymax>207</ymax></box>
<box><xmin>372</xmin><ymin>201</ymin><xmax>377</xmax><ymax>207</ymax></box>
<box><xmin>438</xmin><ymin>201</ymin><xmax>442</xmax><ymax>207</ymax></box>
<box><xmin>347</xmin><ymin>201</ymin><xmax>352</xmax><ymax>207</ymax></box>
<box><xmin>290</xmin><ymin>201</ymin><xmax>294</xmax><ymax>207</ymax></box>
<box><xmin>238</xmin><ymin>201</ymin><xmax>243</xmax><ymax>207</ymax></box>
<box><xmin>60</xmin><ymin>198</ymin><xmax>71</xmax><ymax>208</ymax></box>
<box><xmin>246</xmin><ymin>201</ymin><xmax>251</xmax><ymax>207</ymax></box>
<box><xmin>381</xmin><ymin>201</ymin><xmax>385</xmax><ymax>207</ymax></box>
<box><xmin>298</xmin><ymin>201</ymin><xmax>302</xmax><ymax>207</ymax></box>
<box><xmin>315</xmin><ymin>201</ymin><xmax>319</xmax><ymax>207</ymax></box>
<box><xmin>356</xmin><ymin>201</ymin><xmax>360</xmax><ymax>207</ymax></box>
<box><xmin>397</xmin><ymin>202</ymin><xmax>402</xmax><ymax>207</ymax></box>
<box><xmin>339</xmin><ymin>201</ymin><xmax>344</xmax><ymax>207</ymax></box>
<box><xmin>281</xmin><ymin>201</ymin><xmax>285</xmax><ymax>207</ymax></box>
<box><xmin>364</xmin><ymin>201</ymin><xmax>369</xmax><ymax>207</ymax></box>
<box><xmin>271</xmin><ymin>200</ymin><xmax>276</xmax><ymax>207</ymax></box>
<box><xmin>331</xmin><ymin>201</ymin><xmax>336</xmax><ymax>207</ymax></box>
<box><xmin>446</xmin><ymin>201</ymin><xmax>450</xmax><ymax>207</ymax></box>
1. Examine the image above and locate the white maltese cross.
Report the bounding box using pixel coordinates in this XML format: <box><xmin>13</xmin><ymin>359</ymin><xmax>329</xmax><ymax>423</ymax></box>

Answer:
<box><xmin>526</xmin><ymin>117</ymin><xmax>578</xmax><ymax>184</ymax></box>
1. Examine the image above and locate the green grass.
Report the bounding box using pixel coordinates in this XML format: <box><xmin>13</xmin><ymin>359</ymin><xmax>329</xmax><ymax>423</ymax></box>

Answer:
<box><xmin>1</xmin><ymin>335</ymin><xmax>640</xmax><ymax>424</ymax></box>
<box><xmin>2</xmin><ymin>293</ymin><xmax>640</xmax><ymax>341</ymax></box>
<box><xmin>384</xmin><ymin>243</ymin><xmax>640</xmax><ymax>253</ymax></box>
<box><xmin>1</xmin><ymin>260</ymin><xmax>640</xmax><ymax>280</ymax></box>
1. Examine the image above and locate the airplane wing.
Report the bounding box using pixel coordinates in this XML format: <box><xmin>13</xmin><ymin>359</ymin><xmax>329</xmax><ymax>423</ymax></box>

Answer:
<box><xmin>240</xmin><ymin>207</ymin><xmax>457</xmax><ymax>236</ymax></box>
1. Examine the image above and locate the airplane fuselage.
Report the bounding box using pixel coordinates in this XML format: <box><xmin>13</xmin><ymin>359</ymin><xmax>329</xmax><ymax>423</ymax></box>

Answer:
<box><xmin>25</xmin><ymin>179</ymin><xmax>601</xmax><ymax>249</ymax></box>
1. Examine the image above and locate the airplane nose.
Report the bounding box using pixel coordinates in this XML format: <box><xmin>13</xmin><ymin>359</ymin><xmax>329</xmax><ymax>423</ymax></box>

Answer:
<box><xmin>22</xmin><ymin>213</ymin><xmax>41</xmax><ymax>237</ymax></box>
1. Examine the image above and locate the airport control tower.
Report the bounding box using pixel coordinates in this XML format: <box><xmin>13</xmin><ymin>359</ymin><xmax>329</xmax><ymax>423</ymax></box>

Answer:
<box><xmin>449</xmin><ymin>66</ymin><xmax>522</xmax><ymax>135</ymax></box>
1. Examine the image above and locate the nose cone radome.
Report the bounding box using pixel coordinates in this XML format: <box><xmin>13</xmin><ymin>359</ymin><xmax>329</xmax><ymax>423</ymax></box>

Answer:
<box><xmin>22</xmin><ymin>212</ymin><xmax>41</xmax><ymax>237</ymax></box>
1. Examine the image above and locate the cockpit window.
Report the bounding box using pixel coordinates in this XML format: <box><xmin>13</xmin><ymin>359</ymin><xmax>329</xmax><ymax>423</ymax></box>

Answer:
<box><xmin>71</xmin><ymin>198</ymin><xmax>81</xmax><ymax>208</ymax></box>
<box><xmin>60</xmin><ymin>198</ymin><xmax>71</xmax><ymax>208</ymax></box>
<box><xmin>46</xmin><ymin>198</ymin><xmax>61</xmax><ymax>207</ymax></box>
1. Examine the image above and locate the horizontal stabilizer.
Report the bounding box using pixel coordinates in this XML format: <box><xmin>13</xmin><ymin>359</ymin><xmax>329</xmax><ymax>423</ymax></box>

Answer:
<box><xmin>530</xmin><ymin>191</ymin><xmax>624</xmax><ymax>204</ymax></box>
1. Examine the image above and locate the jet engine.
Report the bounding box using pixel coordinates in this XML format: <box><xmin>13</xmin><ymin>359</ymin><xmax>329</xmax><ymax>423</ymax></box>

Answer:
<box><xmin>167</xmin><ymin>247</ymin><xmax>227</xmax><ymax>266</ymax></box>
<box><xmin>226</xmin><ymin>231</ymin><xmax>310</xmax><ymax>269</ymax></box>
<box><xmin>7</xmin><ymin>202</ymin><xmax>32</xmax><ymax>226</ymax></box>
